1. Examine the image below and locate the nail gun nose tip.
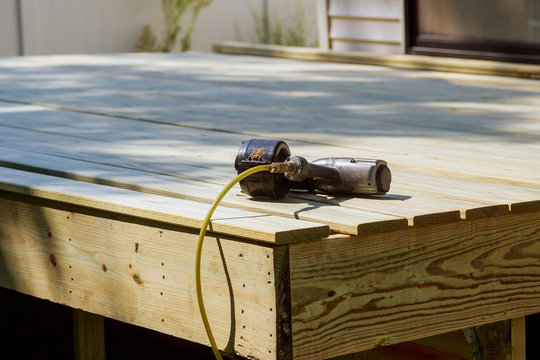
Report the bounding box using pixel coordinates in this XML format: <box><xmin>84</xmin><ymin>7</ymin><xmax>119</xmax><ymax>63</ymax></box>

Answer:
<box><xmin>376</xmin><ymin>165</ymin><xmax>391</xmax><ymax>193</ymax></box>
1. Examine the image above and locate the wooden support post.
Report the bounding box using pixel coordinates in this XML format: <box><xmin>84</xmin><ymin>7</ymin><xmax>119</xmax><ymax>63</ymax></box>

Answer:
<box><xmin>474</xmin><ymin>320</ymin><xmax>511</xmax><ymax>360</ymax></box>
<box><xmin>511</xmin><ymin>317</ymin><xmax>526</xmax><ymax>360</ymax></box>
<box><xmin>73</xmin><ymin>309</ymin><xmax>106</xmax><ymax>360</ymax></box>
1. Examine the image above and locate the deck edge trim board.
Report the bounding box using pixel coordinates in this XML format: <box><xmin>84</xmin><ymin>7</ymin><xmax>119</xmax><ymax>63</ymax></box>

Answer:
<box><xmin>213</xmin><ymin>41</ymin><xmax>540</xmax><ymax>79</ymax></box>
<box><xmin>510</xmin><ymin>200</ymin><xmax>540</xmax><ymax>214</ymax></box>
<box><xmin>0</xmin><ymin>167</ymin><xmax>329</xmax><ymax>244</ymax></box>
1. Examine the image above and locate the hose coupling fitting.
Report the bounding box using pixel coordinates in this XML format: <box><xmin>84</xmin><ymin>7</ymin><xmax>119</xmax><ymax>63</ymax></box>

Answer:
<box><xmin>269</xmin><ymin>162</ymin><xmax>296</xmax><ymax>174</ymax></box>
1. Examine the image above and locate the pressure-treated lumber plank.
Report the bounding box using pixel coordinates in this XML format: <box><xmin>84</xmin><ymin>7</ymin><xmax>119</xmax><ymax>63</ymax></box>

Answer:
<box><xmin>0</xmin><ymin>122</ymin><xmax>517</xmax><ymax>228</ymax></box>
<box><xmin>0</xmin><ymin>100</ymin><xmax>535</xmax><ymax>230</ymax></box>
<box><xmin>0</xmin><ymin>147</ymin><xmax>408</xmax><ymax>236</ymax></box>
<box><xmin>288</xmin><ymin>211</ymin><xmax>540</xmax><ymax>360</ymax></box>
<box><xmin>0</xmin><ymin>192</ymin><xmax>287</xmax><ymax>360</ymax></box>
<box><xmin>3</xmin><ymin>51</ymin><xmax>539</xmax><ymax>112</ymax></box>
<box><xmin>73</xmin><ymin>309</ymin><xmax>105</xmax><ymax>360</ymax></box>
<box><xmin>0</xmin><ymin>136</ymin><xmax>505</xmax><ymax>228</ymax></box>
<box><xmin>0</xmin><ymin>51</ymin><xmax>539</xmax><ymax>360</ymax></box>
<box><xmin>0</xmin><ymin>125</ymin><xmax>517</xmax><ymax>227</ymax></box>
<box><xmin>293</xmin><ymin>192</ymin><xmax>463</xmax><ymax>227</ymax></box>
<box><xmin>5</xmin><ymin>82</ymin><xmax>540</xmax><ymax>151</ymax></box>
<box><xmin>390</xmin><ymin>171</ymin><xmax>540</xmax><ymax>215</ymax></box>
<box><xmin>0</xmin><ymin>167</ymin><xmax>328</xmax><ymax>244</ymax></box>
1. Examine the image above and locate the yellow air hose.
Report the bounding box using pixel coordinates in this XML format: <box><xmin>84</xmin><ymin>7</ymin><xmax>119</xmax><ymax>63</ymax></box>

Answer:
<box><xmin>195</xmin><ymin>164</ymin><xmax>271</xmax><ymax>360</ymax></box>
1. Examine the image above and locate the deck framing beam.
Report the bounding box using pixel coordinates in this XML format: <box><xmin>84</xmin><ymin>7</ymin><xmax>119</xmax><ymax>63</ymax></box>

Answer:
<box><xmin>0</xmin><ymin>190</ymin><xmax>289</xmax><ymax>360</ymax></box>
<box><xmin>289</xmin><ymin>211</ymin><xmax>540</xmax><ymax>359</ymax></box>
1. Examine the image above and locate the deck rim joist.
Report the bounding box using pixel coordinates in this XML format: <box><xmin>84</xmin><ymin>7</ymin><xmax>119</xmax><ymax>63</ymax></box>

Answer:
<box><xmin>288</xmin><ymin>209</ymin><xmax>540</xmax><ymax>360</ymax></box>
<box><xmin>0</xmin><ymin>189</ymin><xmax>289</xmax><ymax>360</ymax></box>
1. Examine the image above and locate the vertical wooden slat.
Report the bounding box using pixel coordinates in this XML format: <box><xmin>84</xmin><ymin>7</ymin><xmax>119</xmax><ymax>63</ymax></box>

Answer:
<box><xmin>73</xmin><ymin>309</ymin><xmax>106</xmax><ymax>360</ymax></box>
<box><xmin>511</xmin><ymin>317</ymin><xmax>526</xmax><ymax>360</ymax></box>
<box><xmin>317</xmin><ymin>0</ymin><xmax>330</xmax><ymax>49</ymax></box>
<box><xmin>474</xmin><ymin>321</ymin><xmax>511</xmax><ymax>360</ymax></box>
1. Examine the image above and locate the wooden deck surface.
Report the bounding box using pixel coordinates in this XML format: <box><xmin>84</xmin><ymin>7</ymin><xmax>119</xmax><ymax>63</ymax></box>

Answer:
<box><xmin>0</xmin><ymin>52</ymin><xmax>539</xmax><ymax>359</ymax></box>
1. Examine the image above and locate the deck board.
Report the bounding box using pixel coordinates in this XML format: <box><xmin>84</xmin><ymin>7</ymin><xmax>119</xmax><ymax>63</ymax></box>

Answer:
<box><xmin>0</xmin><ymin>101</ymin><xmax>535</xmax><ymax>229</ymax></box>
<box><xmin>0</xmin><ymin>147</ymin><xmax>407</xmax><ymax>236</ymax></box>
<box><xmin>1</xmin><ymin>54</ymin><xmax>539</xmax><ymax>186</ymax></box>
<box><xmin>0</xmin><ymin>167</ymin><xmax>329</xmax><ymax>244</ymax></box>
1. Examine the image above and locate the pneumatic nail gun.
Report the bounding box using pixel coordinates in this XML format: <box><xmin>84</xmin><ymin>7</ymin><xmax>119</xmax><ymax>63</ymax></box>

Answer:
<box><xmin>234</xmin><ymin>139</ymin><xmax>391</xmax><ymax>199</ymax></box>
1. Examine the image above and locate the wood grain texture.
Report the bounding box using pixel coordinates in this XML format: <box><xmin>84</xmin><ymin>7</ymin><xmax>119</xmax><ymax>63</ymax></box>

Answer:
<box><xmin>330</xmin><ymin>330</ymin><xmax>473</xmax><ymax>360</ymax></box>
<box><xmin>0</xmin><ymin>146</ymin><xmax>408</xmax><ymax>236</ymax></box>
<box><xmin>73</xmin><ymin>309</ymin><xmax>106</xmax><ymax>360</ymax></box>
<box><xmin>339</xmin><ymin>319</ymin><xmax>523</xmax><ymax>360</ymax></box>
<box><xmin>0</xmin><ymin>167</ymin><xmax>329</xmax><ymax>244</ymax></box>
<box><xmin>0</xmin><ymin>116</ymin><xmax>521</xmax><ymax>230</ymax></box>
<box><xmin>1</xmin><ymin>55</ymin><xmax>540</xmax><ymax>178</ymax></box>
<box><xmin>293</xmin><ymin>192</ymin><xmax>463</xmax><ymax>227</ymax></box>
<box><xmin>0</xmin><ymin>192</ymin><xmax>283</xmax><ymax>360</ymax></box>
<box><xmin>289</xmin><ymin>211</ymin><xmax>540</xmax><ymax>360</ymax></box>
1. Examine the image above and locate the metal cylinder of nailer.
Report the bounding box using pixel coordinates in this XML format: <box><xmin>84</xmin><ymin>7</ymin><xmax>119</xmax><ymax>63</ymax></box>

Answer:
<box><xmin>234</xmin><ymin>139</ymin><xmax>291</xmax><ymax>198</ymax></box>
<box><xmin>309</xmin><ymin>158</ymin><xmax>391</xmax><ymax>195</ymax></box>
